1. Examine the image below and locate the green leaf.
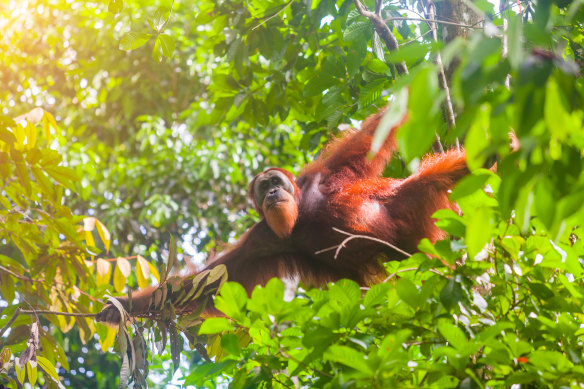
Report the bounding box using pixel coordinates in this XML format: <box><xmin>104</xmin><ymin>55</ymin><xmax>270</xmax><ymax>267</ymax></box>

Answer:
<box><xmin>363</xmin><ymin>283</ymin><xmax>390</xmax><ymax>307</ymax></box>
<box><xmin>343</xmin><ymin>20</ymin><xmax>370</xmax><ymax>41</ymax></box>
<box><xmin>153</xmin><ymin>34</ymin><xmax>175</xmax><ymax>62</ymax></box>
<box><xmin>466</xmin><ymin>206</ymin><xmax>494</xmax><ymax>259</ymax></box>
<box><xmin>36</xmin><ymin>356</ymin><xmax>60</xmax><ymax>383</ymax></box>
<box><xmin>397</xmin><ymin>66</ymin><xmax>440</xmax><ymax>161</ymax></box>
<box><xmin>43</xmin><ymin>166</ymin><xmax>78</xmax><ymax>190</ymax></box>
<box><xmin>387</xmin><ymin>42</ymin><xmax>432</xmax><ymax>64</ymax></box>
<box><xmin>184</xmin><ymin>359</ymin><xmax>237</xmax><ymax>386</ymax></box>
<box><xmin>450</xmin><ymin>169</ymin><xmax>494</xmax><ymax>201</ymax></box>
<box><xmin>11</xmin><ymin>151</ymin><xmax>31</xmax><ymax>196</ymax></box>
<box><xmin>433</xmin><ymin>209</ymin><xmax>466</xmax><ymax>237</ymax></box>
<box><xmin>303</xmin><ymin>327</ymin><xmax>336</xmax><ymax>349</ymax></box>
<box><xmin>438</xmin><ymin>322</ymin><xmax>468</xmax><ymax>351</ymax></box>
<box><xmin>31</xmin><ymin>166</ymin><xmax>54</xmax><ymax>198</ymax></box>
<box><xmin>440</xmin><ymin>278</ymin><xmax>463</xmax><ymax>311</ymax></box>
<box><xmin>220</xmin><ymin>333</ymin><xmax>241</xmax><ymax>356</ymax></box>
<box><xmin>534</xmin><ymin>177</ymin><xmax>555</xmax><ymax>230</ymax></box>
<box><xmin>372</xmin><ymin>32</ymin><xmax>385</xmax><ymax>61</ymax></box>
<box><xmin>358</xmin><ymin>78</ymin><xmax>386</xmax><ymax>109</ymax></box>
<box><xmin>396</xmin><ymin>278</ymin><xmax>420</xmax><ymax>308</ymax></box>
<box><xmin>371</xmin><ymin>88</ymin><xmax>408</xmax><ymax>154</ymax></box>
<box><xmin>215</xmin><ymin>282</ymin><xmax>248</xmax><ymax>320</ymax></box>
<box><xmin>506</xmin><ymin>15</ymin><xmax>524</xmax><ymax>69</ymax></box>
<box><xmin>324</xmin><ymin>345</ymin><xmax>373</xmax><ymax>375</ymax></box>
<box><xmin>148</xmin><ymin>7</ymin><xmax>167</xmax><ymax>31</ymax></box>
<box><xmin>119</xmin><ymin>32</ymin><xmax>151</xmax><ymax>51</ymax></box>
<box><xmin>329</xmin><ymin>279</ymin><xmax>361</xmax><ymax>304</ymax></box>
<box><xmin>199</xmin><ymin>317</ymin><xmax>232</xmax><ymax>335</ymax></box>
<box><xmin>464</xmin><ymin>103</ymin><xmax>491</xmax><ymax>171</ymax></box>
<box><xmin>169</xmin><ymin>324</ymin><xmax>182</xmax><ymax>373</ymax></box>
<box><xmin>303</xmin><ymin>75</ymin><xmax>336</xmax><ymax>98</ymax></box>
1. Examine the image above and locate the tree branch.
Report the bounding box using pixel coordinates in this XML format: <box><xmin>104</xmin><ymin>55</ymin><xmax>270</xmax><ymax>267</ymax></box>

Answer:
<box><xmin>353</xmin><ymin>0</ymin><xmax>408</xmax><ymax>75</ymax></box>
<box><xmin>385</xmin><ymin>16</ymin><xmax>479</xmax><ymax>29</ymax></box>
<box><xmin>0</xmin><ymin>307</ymin><xmax>21</xmax><ymax>337</ymax></box>
<box><xmin>427</xmin><ymin>0</ymin><xmax>456</xmax><ymax>151</ymax></box>
<box><xmin>252</xmin><ymin>0</ymin><xmax>294</xmax><ymax>30</ymax></box>
<box><xmin>19</xmin><ymin>310</ymin><xmax>96</xmax><ymax>318</ymax></box>
<box><xmin>0</xmin><ymin>264</ymin><xmax>43</xmax><ymax>282</ymax></box>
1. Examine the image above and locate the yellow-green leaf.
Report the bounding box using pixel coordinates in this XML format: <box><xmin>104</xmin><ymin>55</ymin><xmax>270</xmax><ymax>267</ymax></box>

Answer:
<box><xmin>41</xmin><ymin>110</ymin><xmax>58</xmax><ymax>142</ymax></box>
<box><xmin>15</xmin><ymin>360</ymin><xmax>25</xmax><ymax>384</ymax></box>
<box><xmin>96</xmin><ymin>259</ymin><xmax>111</xmax><ymax>286</ymax></box>
<box><xmin>113</xmin><ymin>259</ymin><xmax>129</xmax><ymax>293</ymax></box>
<box><xmin>24</xmin><ymin>122</ymin><xmax>37</xmax><ymax>150</ymax></box>
<box><xmin>31</xmin><ymin>166</ymin><xmax>55</xmax><ymax>198</ymax></box>
<box><xmin>136</xmin><ymin>255</ymin><xmax>150</xmax><ymax>289</ymax></box>
<box><xmin>95</xmin><ymin>219</ymin><xmax>111</xmax><ymax>252</ymax></box>
<box><xmin>148</xmin><ymin>261</ymin><xmax>160</xmax><ymax>283</ymax></box>
<box><xmin>119</xmin><ymin>32</ymin><xmax>151</xmax><ymax>51</ymax></box>
<box><xmin>27</xmin><ymin>361</ymin><xmax>38</xmax><ymax>387</ymax></box>
<box><xmin>37</xmin><ymin>356</ymin><xmax>61</xmax><ymax>384</ymax></box>
<box><xmin>100</xmin><ymin>326</ymin><xmax>117</xmax><ymax>352</ymax></box>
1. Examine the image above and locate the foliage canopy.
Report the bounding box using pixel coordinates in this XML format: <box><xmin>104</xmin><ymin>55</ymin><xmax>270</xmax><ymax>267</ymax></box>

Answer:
<box><xmin>1</xmin><ymin>0</ymin><xmax>584</xmax><ymax>387</ymax></box>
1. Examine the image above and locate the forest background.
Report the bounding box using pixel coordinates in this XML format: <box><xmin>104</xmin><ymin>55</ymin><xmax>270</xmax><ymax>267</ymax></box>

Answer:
<box><xmin>1</xmin><ymin>0</ymin><xmax>584</xmax><ymax>387</ymax></box>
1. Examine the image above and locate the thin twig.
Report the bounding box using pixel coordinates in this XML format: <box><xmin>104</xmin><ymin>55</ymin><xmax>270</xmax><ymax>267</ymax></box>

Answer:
<box><xmin>89</xmin><ymin>255</ymin><xmax>138</xmax><ymax>263</ymax></box>
<box><xmin>353</xmin><ymin>0</ymin><xmax>408</xmax><ymax>75</ymax></box>
<box><xmin>426</xmin><ymin>0</ymin><xmax>456</xmax><ymax>151</ymax></box>
<box><xmin>382</xmin><ymin>267</ymin><xmax>444</xmax><ymax>283</ymax></box>
<box><xmin>0</xmin><ymin>265</ymin><xmax>105</xmax><ymax>304</ymax></box>
<box><xmin>0</xmin><ymin>307</ymin><xmax>22</xmax><ymax>337</ymax></box>
<box><xmin>252</xmin><ymin>0</ymin><xmax>294</xmax><ymax>30</ymax></box>
<box><xmin>19</xmin><ymin>310</ymin><xmax>96</xmax><ymax>318</ymax></box>
<box><xmin>74</xmin><ymin>286</ymin><xmax>106</xmax><ymax>305</ymax></box>
<box><xmin>405</xmin><ymin>339</ymin><xmax>446</xmax><ymax>346</ymax></box>
<box><xmin>401</xmin><ymin>29</ymin><xmax>433</xmax><ymax>45</ymax></box>
<box><xmin>315</xmin><ymin>227</ymin><xmax>412</xmax><ymax>259</ymax></box>
<box><xmin>0</xmin><ymin>265</ymin><xmax>43</xmax><ymax>282</ymax></box>
<box><xmin>385</xmin><ymin>16</ymin><xmax>478</xmax><ymax>29</ymax></box>
<box><xmin>159</xmin><ymin>0</ymin><xmax>175</xmax><ymax>33</ymax></box>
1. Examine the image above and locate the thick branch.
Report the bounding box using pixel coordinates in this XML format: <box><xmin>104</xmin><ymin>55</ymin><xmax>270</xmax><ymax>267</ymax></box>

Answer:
<box><xmin>353</xmin><ymin>0</ymin><xmax>408</xmax><ymax>75</ymax></box>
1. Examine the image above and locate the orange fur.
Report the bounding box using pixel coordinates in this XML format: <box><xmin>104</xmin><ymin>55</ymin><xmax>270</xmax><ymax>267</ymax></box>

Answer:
<box><xmin>263</xmin><ymin>191</ymin><xmax>298</xmax><ymax>238</ymax></box>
